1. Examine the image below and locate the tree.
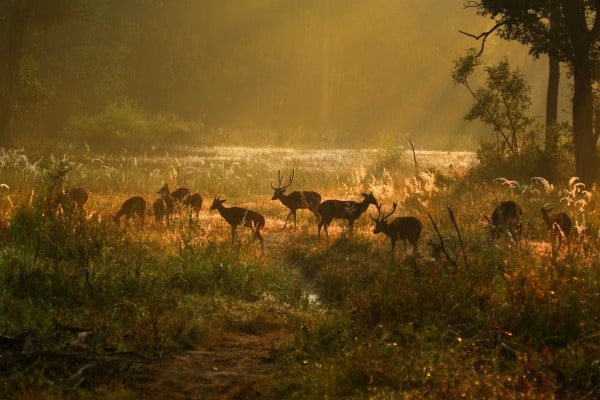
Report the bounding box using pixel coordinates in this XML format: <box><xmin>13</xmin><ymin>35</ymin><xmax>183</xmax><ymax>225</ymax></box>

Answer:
<box><xmin>453</xmin><ymin>53</ymin><xmax>535</xmax><ymax>159</ymax></box>
<box><xmin>463</xmin><ymin>0</ymin><xmax>600</xmax><ymax>185</ymax></box>
<box><xmin>0</xmin><ymin>0</ymin><xmax>75</xmax><ymax>146</ymax></box>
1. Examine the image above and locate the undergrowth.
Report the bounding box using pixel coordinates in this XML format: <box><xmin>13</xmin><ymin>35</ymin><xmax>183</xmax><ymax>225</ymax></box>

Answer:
<box><xmin>1</xmin><ymin>146</ymin><xmax>599</xmax><ymax>399</ymax></box>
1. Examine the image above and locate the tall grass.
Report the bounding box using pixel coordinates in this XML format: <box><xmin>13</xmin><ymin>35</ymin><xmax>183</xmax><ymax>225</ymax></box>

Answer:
<box><xmin>1</xmin><ymin>145</ymin><xmax>599</xmax><ymax>398</ymax></box>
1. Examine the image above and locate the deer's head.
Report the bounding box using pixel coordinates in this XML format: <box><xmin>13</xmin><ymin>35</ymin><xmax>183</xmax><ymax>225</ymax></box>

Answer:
<box><xmin>157</xmin><ymin>183</ymin><xmax>170</xmax><ymax>196</ymax></box>
<box><xmin>370</xmin><ymin>202</ymin><xmax>396</xmax><ymax>234</ymax></box>
<box><xmin>210</xmin><ymin>195</ymin><xmax>226</xmax><ymax>210</ymax></box>
<box><xmin>271</xmin><ymin>169</ymin><xmax>294</xmax><ymax>200</ymax></box>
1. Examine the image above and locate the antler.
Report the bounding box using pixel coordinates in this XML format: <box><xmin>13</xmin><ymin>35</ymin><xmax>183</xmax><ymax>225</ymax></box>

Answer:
<box><xmin>271</xmin><ymin>169</ymin><xmax>294</xmax><ymax>190</ymax></box>
<box><xmin>370</xmin><ymin>202</ymin><xmax>397</xmax><ymax>222</ymax></box>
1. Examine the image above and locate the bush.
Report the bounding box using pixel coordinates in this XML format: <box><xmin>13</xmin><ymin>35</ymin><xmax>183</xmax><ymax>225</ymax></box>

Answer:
<box><xmin>64</xmin><ymin>101</ymin><xmax>204</xmax><ymax>150</ymax></box>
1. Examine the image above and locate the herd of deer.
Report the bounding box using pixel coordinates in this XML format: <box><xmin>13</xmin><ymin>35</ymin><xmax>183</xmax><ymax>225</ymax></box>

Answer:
<box><xmin>65</xmin><ymin>169</ymin><xmax>573</xmax><ymax>258</ymax></box>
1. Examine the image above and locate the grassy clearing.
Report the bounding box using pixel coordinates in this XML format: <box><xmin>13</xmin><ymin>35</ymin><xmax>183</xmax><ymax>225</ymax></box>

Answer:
<box><xmin>0</xmin><ymin>145</ymin><xmax>599</xmax><ymax>399</ymax></box>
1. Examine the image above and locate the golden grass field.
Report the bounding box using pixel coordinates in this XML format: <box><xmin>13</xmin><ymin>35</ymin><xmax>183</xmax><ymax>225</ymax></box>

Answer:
<box><xmin>1</xmin><ymin>145</ymin><xmax>600</xmax><ymax>399</ymax></box>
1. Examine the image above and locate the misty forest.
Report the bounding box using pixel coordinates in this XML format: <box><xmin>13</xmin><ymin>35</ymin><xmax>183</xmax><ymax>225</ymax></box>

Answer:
<box><xmin>2</xmin><ymin>1</ymin><xmax>600</xmax><ymax>399</ymax></box>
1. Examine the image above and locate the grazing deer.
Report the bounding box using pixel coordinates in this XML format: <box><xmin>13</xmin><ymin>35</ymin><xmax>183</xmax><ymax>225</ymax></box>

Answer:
<box><xmin>67</xmin><ymin>187</ymin><xmax>89</xmax><ymax>210</ymax></box>
<box><xmin>484</xmin><ymin>200</ymin><xmax>523</xmax><ymax>248</ymax></box>
<box><xmin>541</xmin><ymin>206</ymin><xmax>571</xmax><ymax>251</ymax></box>
<box><xmin>317</xmin><ymin>192</ymin><xmax>378</xmax><ymax>239</ymax></box>
<box><xmin>183</xmin><ymin>192</ymin><xmax>203</xmax><ymax>219</ymax></box>
<box><xmin>271</xmin><ymin>169</ymin><xmax>322</xmax><ymax>229</ymax></box>
<box><xmin>153</xmin><ymin>197</ymin><xmax>166</xmax><ymax>224</ymax></box>
<box><xmin>157</xmin><ymin>183</ymin><xmax>191</xmax><ymax>203</ymax></box>
<box><xmin>210</xmin><ymin>196</ymin><xmax>265</xmax><ymax>248</ymax></box>
<box><xmin>113</xmin><ymin>196</ymin><xmax>146</xmax><ymax>226</ymax></box>
<box><xmin>371</xmin><ymin>202</ymin><xmax>422</xmax><ymax>258</ymax></box>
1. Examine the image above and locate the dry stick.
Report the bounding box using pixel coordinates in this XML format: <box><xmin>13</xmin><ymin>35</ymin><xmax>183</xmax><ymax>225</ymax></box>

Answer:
<box><xmin>427</xmin><ymin>212</ymin><xmax>457</xmax><ymax>268</ymax></box>
<box><xmin>447</xmin><ymin>205</ymin><xmax>469</xmax><ymax>270</ymax></box>
<box><xmin>409</xmin><ymin>140</ymin><xmax>419</xmax><ymax>180</ymax></box>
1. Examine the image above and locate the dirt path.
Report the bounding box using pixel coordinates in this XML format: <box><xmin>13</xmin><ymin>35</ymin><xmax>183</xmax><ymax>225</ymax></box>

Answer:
<box><xmin>134</xmin><ymin>227</ymin><xmax>298</xmax><ymax>399</ymax></box>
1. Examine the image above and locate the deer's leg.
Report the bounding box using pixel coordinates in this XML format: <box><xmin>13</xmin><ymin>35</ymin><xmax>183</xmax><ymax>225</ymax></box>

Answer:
<box><xmin>283</xmin><ymin>210</ymin><xmax>293</xmax><ymax>229</ymax></box>
<box><xmin>254</xmin><ymin>228</ymin><xmax>264</xmax><ymax>248</ymax></box>
<box><xmin>292</xmin><ymin>210</ymin><xmax>297</xmax><ymax>230</ymax></box>
<box><xmin>231</xmin><ymin>226</ymin><xmax>237</xmax><ymax>244</ymax></box>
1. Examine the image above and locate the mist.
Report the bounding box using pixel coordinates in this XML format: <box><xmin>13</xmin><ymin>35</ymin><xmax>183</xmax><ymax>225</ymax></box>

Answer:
<box><xmin>21</xmin><ymin>0</ymin><xmax>571</xmax><ymax>149</ymax></box>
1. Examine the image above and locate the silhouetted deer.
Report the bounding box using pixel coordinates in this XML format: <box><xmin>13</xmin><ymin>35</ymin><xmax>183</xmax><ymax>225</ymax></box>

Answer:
<box><xmin>271</xmin><ymin>169</ymin><xmax>321</xmax><ymax>229</ymax></box>
<box><xmin>157</xmin><ymin>183</ymin><xmax>190</xmax><ymax>203</ymax></box>
<box><xmin>371</xmin><ymin>202</ymin><xmax>422</xmax><ymax>258</ymax></box>
<box><xmin>210</xmin><ymin>196</ymin><xmax>265</xmax><ymax>248</ymax></box>
<box><xmin>484</xmin><ymin>200</ymin><xmax>523</xmax><ymax>249</ymax></box>
<box><xmin>113</xmin><ymin>196</ymin><xmax>146</xmax><ymax>226</ymax></box>
<box><xmin>541</xmin><ymin>206</ymin><xmax>571</xmax><ymax>251</ymax></box>
<box><xmin>317</xmin><ymin>192</ymin><xmax>378</xmax><ymax>239</ymax></box>
<box><xmin>155</xmin><ymin>185</ymin><xmax>176</xmax><ymax>225</ymax></box>
<box><xmin>153</xmin><ymin>197</ymin><xmax>166</xmax><ymax>224</ymax></box>
<box><xmin>67</xmin><ymin>187</ymin><xmax>89</xmax><ymax>210</ymax></box>
<box><xmin>183</xmin><ymin>192</ymin><xmax>203</xmax><ymax>219</ymax></box>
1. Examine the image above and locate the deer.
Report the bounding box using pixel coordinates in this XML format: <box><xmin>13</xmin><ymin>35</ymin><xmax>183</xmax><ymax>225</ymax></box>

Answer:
<box><xmin>317</xmin><ymin>191</ymin><xmax>378</xmax><ymax>239</ymax></box>
<box><xmin>183</xmin><ymin>192</ymin><xmax>203</xmax><ymax>219</ymax></box>
<box><xmin>541</xmin><ymin>206</ymin><xmax>572</xmax><ymax>251</ymax></box>
<box><xmin>209</xmin><ymin>196</ymin><xmax>265</xmax><ymax>248</ymax></box>
<box><xmin>155</xmin><ymin>184</ymin><xmax>176</xmax><ymax>225</ymax></box>
<box><xmin>484</xmin><ymin>200</ymin><xmax>523</xmax><ymax>249</ymax></box>
<box><xmin>271</xmin><ymin>169</ymin><xmax>322</xmax><ymax>229</ymax></box>
<box><xmin>67</xmin><ymin>187</ymin><xmax>89</xmax><ymax>210</ymax></box>
<box><xmin>157</xmin><ymin>183</ymin><xmax>191</xmax><ymax>203</ymax></box>
<box><xmin>113</xmin><ymin>196</ymin><xmax>146</xmax><ymax>226</ymax></box>
<box><xmin>370</xmin><ymin>202</ymin><xmax>422</xmax><ymax>259</ymax></box>
<box><xmin>153</xmin><ymin>197</ymin><xmax>166</xmax><ymax>225</ymax></box>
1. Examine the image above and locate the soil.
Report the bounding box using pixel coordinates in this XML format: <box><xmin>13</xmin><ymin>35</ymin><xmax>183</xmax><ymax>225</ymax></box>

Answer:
<box><xmin>133</xmin><ymin>227</ymin><xmax>300</xmax><ymax>400</ymax></box>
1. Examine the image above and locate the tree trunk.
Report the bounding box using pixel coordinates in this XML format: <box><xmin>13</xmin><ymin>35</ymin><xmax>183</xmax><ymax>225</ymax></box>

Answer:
<box><xmin>571</xmin><ymin>56</ymin><xmax>597</xmax><ymax>186</ymax></box>
<box><xmin>545</xmin><ymin>56</ymin><xmax>559</xmax><ymax>154</ymax></box>
<box><xmin>0</xmin><ymin>1</ymin><xmax>33</xmax><ymax>147</ymax></box>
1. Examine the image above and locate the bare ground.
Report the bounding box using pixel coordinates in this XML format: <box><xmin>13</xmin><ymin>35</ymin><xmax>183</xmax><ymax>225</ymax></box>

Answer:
<box><xmin>133</xmin><ymin>228</ymin><xmax>299</xmax><ymax>400</ymax></box>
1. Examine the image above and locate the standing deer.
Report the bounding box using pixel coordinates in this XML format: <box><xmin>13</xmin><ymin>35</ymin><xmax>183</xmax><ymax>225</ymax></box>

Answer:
<box><xmin>371</xmin><ymin>202</ymin><xmax>422</xmax><ymax>258</ymax></box>
<box><xmin>210</xmin><ymin>196</ymin><xmax>265</xmax><ymax>248</ymax></box>
<box><xmin>113</xmin><ymin>196</ymin><xmax>146</xmax><ymax>226</ymax></box>
<box><xmin>541</xmin><ymin>206</ymin><xmax>571</xmax><ymax>251</ymax></box>
<box><xmin>317</xmin><ymin>191</ymin><xmax>378</xmax><ymax>239</ymax></box>
<box><xmin>153</xmin><ymin>197</ymin><xmax>167</xmax><ymax>225</ymax></box>
<box><xmin>271</xmin><ymin>169</ymin><xmax>321</xmax><ymax>229</ymax></box>
<box><xmin>484</xmin><ymin>200</ymin><xmax>523</xmax><ymax>249</ymax></box>
<box><xmin>156</xmin><ymin>184</ymin><xmax>176</xmax><ymax>225</ymax></box>
<box><xmin>183</xmin><ymin>192</ymin><xmax>203</xmax><ymax>219</ymax></box>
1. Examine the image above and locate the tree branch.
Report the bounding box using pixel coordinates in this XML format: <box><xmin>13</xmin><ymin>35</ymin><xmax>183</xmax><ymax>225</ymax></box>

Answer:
<box><xmin>459</xmin><ymin>21</ymin><xmax>506</xmax><ymax>56</ymax></box>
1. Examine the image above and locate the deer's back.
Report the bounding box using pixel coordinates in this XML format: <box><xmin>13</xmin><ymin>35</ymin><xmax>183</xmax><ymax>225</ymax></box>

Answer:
<box><xmin>492</xmin><ymin>201</ymin><xmax>522</xmax><ymax>227</ymax></box>
<box><xmin>390</xmin><ymin>217</ymin><xmax>422</xmax><ymax>240</ymax></box>
<box><xmin>319</xmin><ymin>199</ymin><xmax>360</xmax><ymax>220</ymax></box>
<box><xmin>172</xmin><ymin>187</ymin><xmax>191</xmax><ymax>202</ymax></box>
<box><xmin>221</xmin><ymin>206</ymin><xmax>265</xmax><ymax>227</ymax></box>
<box><xmin>123</xmin><ymin>196</ymin><xmax>146</xmax><ymax>213</ymax></box>
<box><xmin>285</xmin><ymin>191</ymin><xmax>321</xmax><ymax>208</ymax></box>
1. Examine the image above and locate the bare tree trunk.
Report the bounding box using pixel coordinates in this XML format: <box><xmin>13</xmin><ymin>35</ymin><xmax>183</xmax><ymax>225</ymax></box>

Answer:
<box><xmin>545</xmin><ymin>55</ymin><xmax>560</xmax><ymax>154</ymax></box>
<box><xmin>0</xmin><ymin>1</ymin><xmax>33</xmax><ymax>147</ymax></box>
<box><xmin>319</xmin><ymin>0</ymin><xmax>331</xmax><ymax>131</ymax></box>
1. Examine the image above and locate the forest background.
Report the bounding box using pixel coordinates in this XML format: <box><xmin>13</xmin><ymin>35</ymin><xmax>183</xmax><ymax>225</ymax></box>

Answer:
<box><xmin>0</xmin><ymin>0</ymin><xmax>570</xmax><ymax>150</ymax></box>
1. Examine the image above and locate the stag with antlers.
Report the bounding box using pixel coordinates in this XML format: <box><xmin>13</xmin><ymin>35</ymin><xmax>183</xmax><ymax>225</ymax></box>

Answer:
<box><xmin>210</xmin><ymin>196</ymin><xmax>265</xmax><ymax>248</ymax></box>
<box><xmin>271</xmin><ymin>169</ymin><xmax>322</xmax><ymax>229</ymax></box>
<box><xmin>317</xmin><ymin>192</ymin><xmax>378</xmax><ymax>239</ymax></box>
<box><xmin>371</xmin><ymin>202</ymin><xmax>422</xmax><ymax>259</ymax></box>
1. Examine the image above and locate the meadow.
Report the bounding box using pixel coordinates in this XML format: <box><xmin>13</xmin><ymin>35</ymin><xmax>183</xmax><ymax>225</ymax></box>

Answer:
<box><xmin>0</xmin><ymin>145</ymin><xmax>599</xmax><ymax>399</ymax></box>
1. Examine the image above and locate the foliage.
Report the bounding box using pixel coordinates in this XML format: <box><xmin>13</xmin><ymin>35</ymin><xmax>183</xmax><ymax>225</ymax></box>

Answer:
<box><xmin>2</xmin><ymin>146</ymin><xmax>600</xmax><ymax>399</ymax></box>
<box><xmin>453</xmin><ymin>52</ymin><xmax>537</xmax><ymax>159</ymax></box>
<box><xmin>63</xmin><ymin>101</ymin><xmax>204</xmax><ymax>150</ymax></box>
